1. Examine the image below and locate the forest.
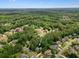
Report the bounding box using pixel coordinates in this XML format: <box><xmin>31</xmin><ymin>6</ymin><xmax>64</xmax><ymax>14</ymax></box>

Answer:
<box><xmin>0</xmin><ymin>8</ymin><xmax>79</xmax><ymax>58</ymax></box>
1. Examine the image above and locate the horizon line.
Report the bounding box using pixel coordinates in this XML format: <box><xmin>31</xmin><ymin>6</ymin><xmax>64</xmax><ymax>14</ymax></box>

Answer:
<box><xmin>0</xmin><ymin>7</ymin><xmax>79</xmax><ymax>9</ymax></box>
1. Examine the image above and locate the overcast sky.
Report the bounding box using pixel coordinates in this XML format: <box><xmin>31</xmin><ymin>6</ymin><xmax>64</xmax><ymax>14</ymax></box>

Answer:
<box><xmin>0</xmin><ymin>0</ymin><xmax>79</xmax><ymax>8</ymax></box>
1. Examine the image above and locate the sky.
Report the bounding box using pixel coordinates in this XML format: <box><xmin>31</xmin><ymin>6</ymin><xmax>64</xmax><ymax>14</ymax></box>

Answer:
<box><xmin>0</xmin><ymin>0</ymin><xmax>79</xmax><ymax>8</ymax></box>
